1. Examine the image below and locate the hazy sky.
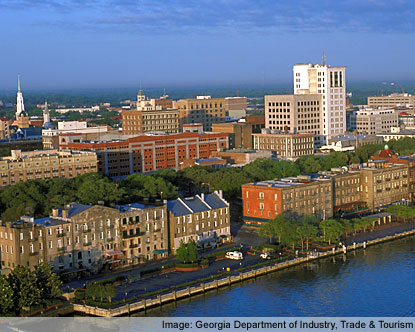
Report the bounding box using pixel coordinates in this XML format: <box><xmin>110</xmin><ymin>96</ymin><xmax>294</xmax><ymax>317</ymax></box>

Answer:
<box><xmin>0</xmin><ymin>0</ymin><xmax>414</xmax><ymax>90</ymax></box>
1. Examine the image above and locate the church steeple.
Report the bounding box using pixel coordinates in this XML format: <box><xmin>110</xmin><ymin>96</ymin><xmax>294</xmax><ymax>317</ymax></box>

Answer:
<box><xmin>16</xmin><ymin>74</ymin><xmax>26</xmax><ymax>120</ymax></box>
<box><xmin>18</xmin><ymin>74</ymin><xmax>21</xmax><ymax>92</ymax></box>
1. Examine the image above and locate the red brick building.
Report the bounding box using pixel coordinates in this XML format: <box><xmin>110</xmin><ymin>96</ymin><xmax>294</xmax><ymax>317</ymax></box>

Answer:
<box><xmin>61</xmin><ymin>132</ymin><xmax>228</xmax><ymax>178</ymax></box>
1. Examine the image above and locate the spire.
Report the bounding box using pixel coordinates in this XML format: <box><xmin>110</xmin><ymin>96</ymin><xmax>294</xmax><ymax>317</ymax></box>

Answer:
<box><xmin>17</xmin><ymin>73</ymin><xmax>21</xmax><ymax>92</ymax></box>
<box><xmin>322</xmin><ymin>51</ymin><xmax>326</xmax><ymax>66</ymax></box>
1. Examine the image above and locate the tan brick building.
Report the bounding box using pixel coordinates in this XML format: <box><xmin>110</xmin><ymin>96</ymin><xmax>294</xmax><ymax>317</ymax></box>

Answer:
<box><xmin>166</xmin><ymin>191</ymin><xmax>231</xmax><ymax>254</ymax></box>
<box><xmin>122</xmin><ymin>109</ymin><xmax>179</xmax><ymax>135</ymax></box>
<box><xmin>117</xmin><ymin>203</ymin><xmax>168</xmax><ymax>264</ymax></box>
<box><xmin>0</xmin><ymin>118</ymin><xmax>11</xmax><ymax>139</ymax></box>
<box><xmin>0</xmin><ymin>149</ymin><xmax>98</xmax><ymax>186</ymax></box>
<box><xmin>368</xmin><ymin>93</ymin><xmax>415</xmax><ymax>109</ymax></box>
<box><xmin>211</xmin><ymin>122</ymin><xmax>253</xmax><ymax>149</ymax></box>
<box><xmin>253</xmin><ymin>131</ymin><xmax>314</xmax><ymax>159</ymax></box>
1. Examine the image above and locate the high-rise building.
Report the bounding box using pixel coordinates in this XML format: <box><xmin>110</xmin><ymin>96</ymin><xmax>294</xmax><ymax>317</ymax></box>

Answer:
<box><xmin>293</xmin><ymin>62</ymin><xmax>346</xmax><ymax>144</ymax></box>
<box><xmin>356</xmin><ymin>108</ymin><xmax>398</xmax><ymax>135</ymax></box>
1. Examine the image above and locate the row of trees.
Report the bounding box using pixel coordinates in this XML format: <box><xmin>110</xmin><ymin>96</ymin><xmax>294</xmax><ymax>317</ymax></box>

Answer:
<box><xmin>259</xmin><ymin>214</ymin><xmax>378</xmax><ymax>251</ymax></box>
<box><xmin>176</xmin><ymin>238</ymin><xmax>199</xmax><ymax>263</ymax></box>
<box><xmin>85</xmin><ymin>282</ymin><xmax>117</xmax><ymax>303</ymax></box>
<box><xmin>0</xmin><ymin>262</ymin><xmax>62</xmax><ymax>315</ymax></box>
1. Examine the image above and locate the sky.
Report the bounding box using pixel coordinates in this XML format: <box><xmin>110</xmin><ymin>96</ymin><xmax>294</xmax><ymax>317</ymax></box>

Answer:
<box><xmin>0</xmin><ymin>0</ymin><xmax>414</xmax><ymax>90</ymax></box>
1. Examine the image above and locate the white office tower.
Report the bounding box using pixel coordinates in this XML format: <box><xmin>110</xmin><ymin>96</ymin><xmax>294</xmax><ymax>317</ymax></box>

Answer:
<box><xmin>293</xmin><ymin>62</ymin><xmax>346</xmax><ymax>144</ymax></box>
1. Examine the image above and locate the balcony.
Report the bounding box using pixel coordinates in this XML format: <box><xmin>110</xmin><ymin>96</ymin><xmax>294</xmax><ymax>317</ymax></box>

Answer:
<box><xmin>29</xmin><ymin>251</ymin><xmax>39</xmax><ymax>256</ymax></box>
<box><xmin>403</xmin><ymin>174</ymin><xmax>408</xmax><ymax>178</ymax></box>
<box><xmin>107</xmin><ymin>237</ymin><xmax>114</xmax><ymax>242</ymax></box>
<box><xmin>56</xmin><ymin>232</ymin><xmax>66</xmax><ymax>237</ymax></box>
<box><xmin>28</xmin><ymin>237</ymin><xmax>38</xmax><ymax>242</ymax></box>
<box><xmin>82</xmin><ymin>229</ymin><xmax>91</xmax><ymax>233</ymax></box>
<box><xmin>376</xmin><ymin>180</ymin><xmax>382</xmax><ymax>184</ymax></box>
<box><xmin>394</xmin><ymin>176</ymin><xmax>400</xmax><ymax>180</ymax></box>
<box><xmin>57</xmin><ymin>247</ymin><xmax>65</xmax><ymax>252</ymax></box>
<box><xmin>83</xmin><ymin>242</ymin><xmax>92</xmax><ymax>247</ymax></box>
<box><xmin>130</xmin><ymin>243</ymin><xmax>139</xmax><ymax>248</ymax></box>
<box><xmin>105</xmin><ymin>225</ymin><xmax>114</xmax><ymax>229</ymax></box>
<box><xmin>386</xmin><ymin>178</ymin><xmax>391</xmax><ymax>182</ymax></box>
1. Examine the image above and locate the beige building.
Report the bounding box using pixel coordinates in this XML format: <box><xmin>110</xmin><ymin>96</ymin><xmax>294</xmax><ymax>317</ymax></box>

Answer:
<box><xmin>177</xmin><ymin>96</ymin><xmax>247</xmax><ymax>131</ymax></box>
<box><xmin>368</xmin><ymin>93</ymin><xmax>415</xmax><ymax>109</ymax></box>
<box><xmin>265</xmin><ymin>94</ymin><xmax>323</xmax><ymax>147</ymax></box>
<box><xmin>0</xmin><ymin>118</ymin><xmax>11</xmax><ymax>139</ymax></box>
<box><xmin>211</xmin><ymin>122</ymin><xmax>253</xmax><ymax>149</ymax></box>
<box><xmin>122</xmin><ymin>108</ymin><xmax>180</xmax><ymax>135</ymax></box>
<box><xmin>166</xmin><ymin>191</ymin><xmax>231</xmax><ymax>254</ymax></box>
<box><xmin>361</xmin><ymin>161</ymin><xmax>410</xmax><ymax>209</ymax></box>
<box><xmin>118</xmin><ymin>203</ymin><xmax>168</xmax><ymax>264</ymax></box>
<box><xmin>356</xmin><ymin>108</ymin><xmax>398</xmax><ymax>134</ymax></box>
<box><xmin>253</xmin><ymin>130</ymin><xmax>314</xmax><ymax>159</ymax></box>
<box><xmin>0</xmin><ymin>149</ymin><xmax>98</xmax><ymax>186</ymax></box>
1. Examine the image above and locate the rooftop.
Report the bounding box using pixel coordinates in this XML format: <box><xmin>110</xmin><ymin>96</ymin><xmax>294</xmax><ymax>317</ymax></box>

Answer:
<box><xmin>167</xmin><ymin>192</ymin><xmax>228</xmax><ymax>217</ymax></box>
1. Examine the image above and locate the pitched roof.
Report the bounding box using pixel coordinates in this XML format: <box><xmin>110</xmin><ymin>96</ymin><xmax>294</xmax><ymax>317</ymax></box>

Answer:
<box><xmin>59</xmin><ymin>203</ymin><xmax>92</xmax><ymax>218</ymax></box>
<box><xmin>167</xmin><ymin>192</ymin><xmax>228</xmax><ymax>217</ymax></box>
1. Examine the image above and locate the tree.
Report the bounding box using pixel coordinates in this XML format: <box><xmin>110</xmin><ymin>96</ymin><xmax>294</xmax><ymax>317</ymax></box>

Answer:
<box><xmin>340</xmin><ymin>219</ymin><xmax>354</xmax><ymax>237</ymax></box>
<box><xmin>386</xmin><ymin>205</ymin><xmax>415</xmax><ymax>223</ymax></box>
<box><xmin>320</xmin><ymin>219</ymin><xmax>343</xmax><ymax>245</ymax></box>
<box><xmin>8</xmin><ymin>265</ymin><xmax>41</xmax><ymax>313</ymax></box>
<box><xmin>104</xmin><ymin>284</ymin><xmax>117</xmax><ymax>303</ymax></box>
<box><xmin>259</xmin><ymin>222</ymin><xmax>274</xmax><ymax>243</ymax></box>
<box><xmin>280</xmin><ymin>220</ymin><xmax>297</xmax><ymax>251</ymax></box>
<box><xmin>271</xmin><ymin>214</ymin><xmax>290</xmax><ymax>244</ymax></box>
<box><xmin>0</xmin><ymin>275</ymin><xmax>14</xmax><ymax>315</ymax></box>
<box><xmin>176</xmin><ymin>240</ymin><xmax>189</xmax><ymax>263</ymax></box>
<box><xmin>187</xmin><ymin>238</ymin><xmax>199</xmax><ymax>262</ymax></box>
<box><xmin>35</xmin><ymin>262</ymin><xmax>62</xmax><ymax>302</ymax></box>
<box><xmin>297</xmin><ymin>222</ymin><xmax>318</xmax><ymax>251</ymax></box>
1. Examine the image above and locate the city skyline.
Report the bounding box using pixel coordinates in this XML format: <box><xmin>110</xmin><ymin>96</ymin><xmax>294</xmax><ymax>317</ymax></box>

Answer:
<box><xmin>1</xmin><ymin>0</ymin><xmax>415</xmax><ymax>89</ymax></box>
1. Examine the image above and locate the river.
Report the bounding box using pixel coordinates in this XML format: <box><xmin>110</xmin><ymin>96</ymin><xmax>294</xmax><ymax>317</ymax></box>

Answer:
<box><xmin>133</xmin><ymin>236</ymin><xmax>415</xmax><ymax>317</ymax></box>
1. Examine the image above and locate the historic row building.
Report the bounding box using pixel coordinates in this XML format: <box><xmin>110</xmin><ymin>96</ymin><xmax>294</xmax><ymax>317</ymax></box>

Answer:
<box><xmin>242</xmin><ymin>161</ymin><xmax>410</xmax><ymax>225</ymax></box>
<box><xmin>0</xmin><ymin>191</ymin><xmax>230</xmax><ymax>275</ymax></box>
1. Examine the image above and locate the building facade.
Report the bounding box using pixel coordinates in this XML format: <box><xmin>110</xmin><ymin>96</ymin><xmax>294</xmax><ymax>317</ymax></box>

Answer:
<box><xmin>356</xmin><ymin>108</ymin><xmax>398</xmax><ymax>134</ymax></box>
<box><xmin>167</xmin><ymin>191</ymin><xmax>231</xmax><ymax>254</ymax></box>
<box><xmin>0</xmin><ymin>149</ymin><xmax>98</xmax><ymax>186</ymax></box>
<box><xmin>61</xmin><ymin>131</ymin><xmax>228</xmax><ymax>177</ymax></box>
<box><xmin>368</xmin><ymin>93</ymin><xmax>415</xmax><ymax>109</ymax></box>
<box><xmin>253</xmin><ymin>130</ymin><xmax>314</xmax><ymax>159</ymax></box>
<box><xmin>211</xmin><ymin>122</ymin><xmax>253</xmax><ymax>149</ymax></box>
<box><xmin>264</xmin><ymin>94</ymin><xmax>323</xmax><ymax>147</ymax></box>
<box><xmin>293</xmin><ymin>63</ymin><xmax>346</xmax><ymax>143</ymax></box>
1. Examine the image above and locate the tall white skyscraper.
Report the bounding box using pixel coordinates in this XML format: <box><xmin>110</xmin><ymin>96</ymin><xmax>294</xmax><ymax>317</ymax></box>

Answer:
<box><xmin>293</xmin><ymin>62</ymin><xmax>346</xmax><ymax>144</ymax></box>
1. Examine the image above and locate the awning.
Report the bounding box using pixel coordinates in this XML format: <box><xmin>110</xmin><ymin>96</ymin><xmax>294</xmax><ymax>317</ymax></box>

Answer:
<box><xmin>106</xmin><ymin>249</ymin><xmax>123</xmax><ymax>256</ymax></box>
<box><xmin>153</xmin><ymin>249</ymin><xmax>168</xmax><ymax>254</ymax></box>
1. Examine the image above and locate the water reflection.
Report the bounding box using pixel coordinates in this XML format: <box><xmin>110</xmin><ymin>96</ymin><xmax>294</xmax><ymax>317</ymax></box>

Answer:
<box><xmin>134</xmin><ymin>236</ymin><xmax>415</xmax><ymax>317</ymax></box>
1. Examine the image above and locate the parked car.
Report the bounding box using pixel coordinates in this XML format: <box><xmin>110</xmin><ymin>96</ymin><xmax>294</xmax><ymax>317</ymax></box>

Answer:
<box><xmin>260</xmin><ymin>253</ymin><xmax>271</xmax><ymax>260</ymax></box>
<box><xmin>225</xmin><ymin>251</ymin><xmax>243</xmax><ymax>260</ymax></box>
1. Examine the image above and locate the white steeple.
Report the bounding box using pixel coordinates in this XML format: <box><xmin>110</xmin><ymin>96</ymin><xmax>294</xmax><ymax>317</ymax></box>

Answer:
<box><xmin>16</xmin><ymin>74</ymin><xmax>26</xmax><ymax>119</ymax></box>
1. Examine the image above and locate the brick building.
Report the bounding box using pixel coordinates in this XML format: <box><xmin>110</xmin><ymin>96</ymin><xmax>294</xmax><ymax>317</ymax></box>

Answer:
<box><xmin>166</xmin><ymin>191</ymin><xmax>231</xmax><ymax>254</ymax></box>
<box><xmin>61</xmin><ymin>132</ymin><xmax>228</xmax><ymax>178</ymax></box>
<box><xmin>211</xmin><ymin>122</ymin><xmax>253</xmax><ymax>149</ymax></box>
<box><xmin>0</xmin><ymin>149</ymin><xmax>98</xmax><ymax>187</ymax></box>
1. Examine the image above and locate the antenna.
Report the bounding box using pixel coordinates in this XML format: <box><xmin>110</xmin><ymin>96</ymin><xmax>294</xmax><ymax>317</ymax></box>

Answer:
<box><xmin>322</xmin><ymin>51</ymin><xmax>326</xmax><ymax>66</ymax></box>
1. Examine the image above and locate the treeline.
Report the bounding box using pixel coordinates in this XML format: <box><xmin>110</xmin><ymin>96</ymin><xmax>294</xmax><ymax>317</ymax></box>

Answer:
<box><xmin>1</xmin><ymin>139</ymin><xmax>415</xmax><ymax>223</ymax></box>
<box><xmin>0</xmin><ymin>262</ymin><xmax>62</xmax><ymax>316</ymax></box>
<box><xmin>260</xmin><ymin>214</ymin><xmax>378</xmax><ymax>250</ymax></box>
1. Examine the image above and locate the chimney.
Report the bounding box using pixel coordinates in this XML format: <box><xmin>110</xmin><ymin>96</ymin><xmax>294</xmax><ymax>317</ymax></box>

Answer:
<box><xmin>218</xmin><ymin>190</ymin><xmax>223</xmax><ymax>198</ymax></box>
<box><xmin>201</xmin><ymin>193</ymin><xmax>205</xmax><ymax>201</ymax></box>
<box><xmin>52</xmin><ymin>208</ymin><xmax>59</xmax><ymax>217</ymax></box>
<box><xmin>163</xmin><ymin>199</ymin><xmax>167</xmax><ymax>204</ymax></box>
<box><xmin>62</xmin><ymin>209</ymin><xmax>68</xmax><ymax>219</ymax></box>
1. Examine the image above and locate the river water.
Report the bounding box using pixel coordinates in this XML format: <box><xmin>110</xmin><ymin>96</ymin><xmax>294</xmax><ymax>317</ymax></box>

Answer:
<box><xmin>134</xmin><ymin>236</ymin><xmax>415</xmax><ymax>317</ymax></box>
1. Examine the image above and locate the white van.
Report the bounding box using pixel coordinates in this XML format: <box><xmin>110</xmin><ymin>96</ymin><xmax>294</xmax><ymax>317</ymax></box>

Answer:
<box><xmin>225</xmin><ymin>251</ymin><xmax>243</xmax><ymax>260</ymax></box>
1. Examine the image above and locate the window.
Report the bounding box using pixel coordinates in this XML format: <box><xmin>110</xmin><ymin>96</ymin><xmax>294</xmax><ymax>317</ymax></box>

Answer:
<box><xmin>49</xmin><ymin>241</ymin><xmax>53</xmax><ymax>249</ymax></box>
<box><xmin>48</xmin><ymin>229</ymin><xmax>52</xmax><ymax>235</ymax></box>
<box><xmin>39</xmin><ymin>242</ymin><xmax>43</xmax><ymax>250</ymax></box>
<box><xmin>38</xmin><ymin>230</ymin><xmax>42</xmax><ymax>237</ymax></box>
<box><xmin>20</xmin><ymin>233</ymin><xmax>23</xmax><ymax>240</ymax></box>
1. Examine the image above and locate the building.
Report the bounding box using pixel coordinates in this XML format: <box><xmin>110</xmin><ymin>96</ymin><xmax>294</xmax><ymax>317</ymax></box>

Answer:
<box><xmin>242</xmin><ymin>175</ymin><xmax>333</xmax><ymax>225</ymax></box>
<box><xmin>60</xmin><ymin>131</ymin><xmax>228</xmax><ymax>177</ymax></box>
<box><xmin>42</xmin><ymin>121</ymin><xmax>111</xmax><ymax>149</ymax></box>
<box><xmin>379</xmin><ymin>127</ymin><xmax>415</xmax><ymax>141</ymax></box>
<box><xmin>176</xmin><ymin>96</ymin><xmax>247</xmax><ymax>131</ymax></box>
<box><xmin>346</xmin><ymin>108</ymin><xmax>357</xmax><ymax>131</ymax></box>
<box><xmin>53</xmin><ymin>106</ymin><xmax>100</xmax><ymax>114</ymax></box>
<box><xmin>368</xmin><ymin>93</ymin><xmax>415</xmax><ymax>109</ymax></box>
<box><xmin>117</xmin><ymin>203</ymin><xmax>169</xmax><ymax>264</ymax></box>
<box><xmin>371</xmin><ymin>147</ymin><xmax>415</xmax><ymax>201</ymax></box>
<box><xmin>211</xmin><ymin>149</ymin><xmax>273</xmax><ymax>166</ymax></box>
<box><xmin>15</xmin><ymin>75</ymin><xmax>29</xmax><ymax>129</ymax></box>
<box><xmin>356</xmin><ymin>108</ymin><xmax>398</xmax><ymax>134</ymax></box>
<box><xmin>0</xmin><ymin>118</ymin><xmax>11</xmax><ymax>139</ymax></box>
<box><xmin>245</xmin><ymin>115</ymin><xmax>265</xmax><ymax>133</ymax></box>
<box><xmin>224</xmin><ymin>97</ymin><xmax>248</xmax><ymax>118</ymax></box>
<box><xmin>0</xmin><ymin>149</ymin><xmax>98</xmax><ymax>186</ymax></box>
<box><xmin>211</xmin><ymin>122</ymin><xmax>253</xmax><ymax>149</ymax></box>
<box><xmin>242</xmin><ymin>162</ymin><xmax>410</xmax><ymax>225</ymax></box>
<box><xmin>264</xmin><ymin>94</ymin><xmax>323</xmax><ymax>147</ymax></box>
<box><xmin>122</xmin><ymin>90</ymin><xmax>179</xmax><ymax>135</ymax></box>
<box><xmin>166</xmin><ymin>191</ymin><xmax>231</xmax><ymax>254</ymax></box>
<box><xmin>293</xmin><ymin>62</ymin><xmax>346</xmax><ymax>143</ymax></box>
<box><xmin>253</xmin><ymin>130</ymin><xmax>314</xmax><ymax>159</ymax></box>
<box><xmin>320</xmin><ymin>134</ymin><xmax>383</xmax><ymax>152</ymax></box>
<box><xmin>398</xmin><ymin>113</ymin><xmax>415</xmax><ymax>129</ymax></box>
